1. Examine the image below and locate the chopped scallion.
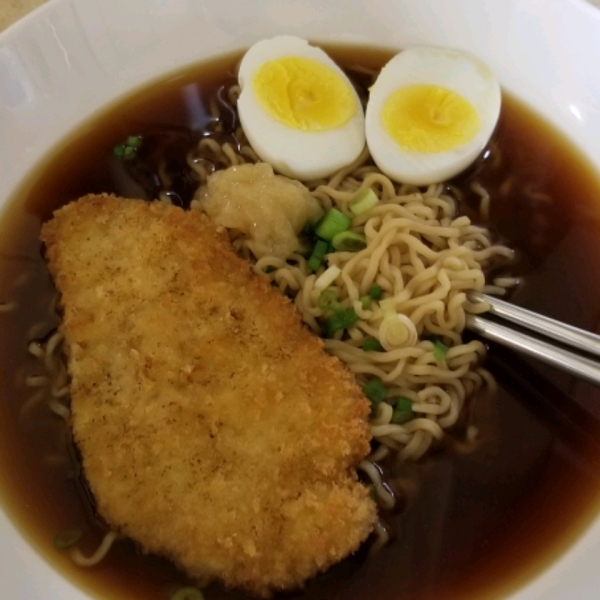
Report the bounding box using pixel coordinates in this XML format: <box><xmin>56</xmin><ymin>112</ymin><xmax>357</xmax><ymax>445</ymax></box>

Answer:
<box><xmin>432</xmin><ymin>338</ymin><xmax>449</xmax><ymax>362</ymax></box>
<box><xmin>369</xmin><ymin>285</ymin><xmax>383</xmax><ymax>300</ymax></box>
<box><xmin>126</xmin><ymin>135</ymin><xmax>143</xmax><ymax>149</ymax></box>
<box><xmin>308</xmin><ymin>239</ymin><xmax>329</xmax><ymax>271</ymax></box>
<box><xmin>360</xmin><ymin>295</ymin><xmax>372</xmax><ymax>309</ymax></box>
<box><xmin>325</xmin><ymin>308</ymin><xmax>358</xmax><ymax>337</ymax></box>
<box><xmin>314</xmin><ymin>265</ymin><xmax>342</xmax><ymax>291</ymax></box>
<box><xmin>315</xmin><ymin>208</ymin><xmax>351</xmax><ymax>241</ymax></box>
<box><xmin>318</xmin><ymin>289</ymin><xmax>342</xmax><ymax>313</ymax></box>
<box><xmin>363</xmin><ymin>379</ymin><xmax>387</xmax><ymax>404</ymax></box>
<box><xmin>391</xmin><ymin>397</ymin><xmax>415</xmax><ymax>424</ymax></box>
<box><xmin>349</xmin><ymin>188</ymin><xmax>379</xmax><ymax>215</ymax></box>
<box><xmin>313</xmin><ymin>239</ymin><xmax>328</xmax><ymax>258</ymax></box>
<box><xmin>113</xmin><ymin>134</ymin><xmax>143</xmax><ymax>161</ymax></box>
<box><xmin>362</xmin><ymin>338</ymin><xmax>383</xmax><ymax>352</ymax></box>
<box><xmin>53</xmin><ymin>527</ymin><xmax>82</xmax><ymax>551</ymax></box>
<box><xmin>171</xmin><ymin>587</ymin><xmax>204</xmax><ymax>600</ymax></box>
<box><xmin>123</xmin><ymin>145</ymin><xmax>136</xmax><ymax>159</ymax></box>
<box><xmin>112</xmin><ymin>144</ymin><xmax>126</xmax><ymax>159</ymax></box>
<box><xmin>308</xmin><ymin>256</ymin><xmax>321</xmax><ymax>271</ymax></box>
<box><xmin>331</xmin><ymin>231</ymin><xmax>367</xmax><ymax>252</ymax></box>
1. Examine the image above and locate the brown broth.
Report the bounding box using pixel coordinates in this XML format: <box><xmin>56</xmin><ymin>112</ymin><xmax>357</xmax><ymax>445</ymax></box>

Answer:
<box><xmin>2</xmin><ymin>45</ymin><xmax>600</xmax><ymax>600</ymax></box>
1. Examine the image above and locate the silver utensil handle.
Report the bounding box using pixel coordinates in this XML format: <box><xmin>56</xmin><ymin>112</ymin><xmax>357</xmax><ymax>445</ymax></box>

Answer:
<box><xmin>471</xmin><ymin>292</ymin><xmax>600</xmax><ymax>358</ymax></box>
<box><xmin>467</xmin><ymin>314</ymin><xmax>600</xmax><ymax>387</ymax></box>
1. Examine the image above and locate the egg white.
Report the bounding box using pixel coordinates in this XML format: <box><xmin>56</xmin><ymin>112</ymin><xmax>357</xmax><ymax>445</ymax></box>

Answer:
<box><xmin>365</xmin><ymin>46</ymin><xmax>501</xmax><ymax>185</ymax></box>
<box><xmin>237</xmin><ymin>36</ymin><xmax>365</xmax><ymax>181</ymax></box>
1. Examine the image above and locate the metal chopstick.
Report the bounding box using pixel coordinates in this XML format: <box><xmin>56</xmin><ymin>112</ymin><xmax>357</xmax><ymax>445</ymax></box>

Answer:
<box><xmin>470</xmin><ymin>292</ymin><xmax>600</xmax><ymax>357</ymax></box>
<box><xmin>466</xmin><ymin>293</ymin><xmax>600</xmax><ymax>387</ymax></box>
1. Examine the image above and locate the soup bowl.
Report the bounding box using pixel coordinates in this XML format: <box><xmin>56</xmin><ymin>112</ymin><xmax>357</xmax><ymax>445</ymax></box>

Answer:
<box><xmin>1</xmin><ymin>0</ymin><xmax>600</xmax><ymax>599</ymax></box>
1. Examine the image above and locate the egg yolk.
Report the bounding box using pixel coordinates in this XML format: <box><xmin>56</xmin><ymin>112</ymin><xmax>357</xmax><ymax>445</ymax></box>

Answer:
<box><xmin>381</xmin><ymin>84</ymin><xmax>480</xmax><ymax>153</ymax></box>
<box><xmin>252</xmin><ymin>57</ymin><xmax>356</xmax><ymax>131</ymax></box>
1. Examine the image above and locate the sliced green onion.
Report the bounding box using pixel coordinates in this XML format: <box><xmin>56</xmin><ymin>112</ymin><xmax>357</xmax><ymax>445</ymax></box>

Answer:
<box><xmin>363</xmin><ymin>379</ymin><xmax>387</xmax><ymax>404</ymax></box>
<box><xmin>314</xmin><ymin>265</ymin><xmax>341</xmax><ymax>291</ymax></box>
<box><xmin>349</xmin><ymin>188</ymin><xmax>379</xmax><ymax>216</ymax></box>
<box><xmin>171</xmin><ymin>588</ymin><xmax>204</xmax><ymax>600</ymax></box>
<box><xmin>432</xmin><ymin>338</ymin><xmax>449</xmax><ymax>362</ymax></box>
<box><xmin>360</xmin><ymin>295</ymin><xmax>372</xmax><ymax>309</ymax></box>
<box><xmin>380</xmin><ymin>314</ymin><xmax>418</xmax><ymax>349</ymax></box>
<box><xmin>308</xmin><ymin>256</ymin><xmax>321</xmax><ymax>271</ymax></box>
<box><xmin>362</xmin><ymin>337</ymin><xmax>383</xmax><ymax>352</ymax></box>
<box><xmin>369</xmin><ymin>285</ymin><xmax>383</xmax><ymax>300</ymax></box>
<box><xmin>53</xmin><ymin>527</ymin><xmax>82</xmax><ymax>550</ymax></box>
<box><xmin>112</xmin><ymin>143</ymin><xmax>126</xmax><ymax>159</ymax></box>
<box><xmin>315</xmin><ymin>208</ymin><xmax>351</xmax><ymax>241</ymax></box>
<box><xmin>318</xmin><ymin>289</ymin><xmax>342</xmax><ymax>313</ymax></box>
<box><xmin>126</xmin><ymin>135</ymin><xmax>143</xmax><ymax>149</ymax></box>
<box><xmin>391</xmin><ymin>397</ymin><xmax>415</xmax><ymax>424</ymax></box>
<box><xmin>325</xmin><ymin>308</ymin><xmax>358</xmax><ymax>337</ymax></box>
<box><xmin>113</xmin><ymin>134</ymin><xmax>143</xmax><ymax>161</ymax></box>
<box><xmin>123</xmin><ymin>145</ymin><xmax>137</xmax><ymax>160</ymax></box>
<box><xmin>312</xmin><ymin>239</ymin><xmax>328</xmax><ymax>259</ymax></box>
<box><xmin>308</xmin><ymin>239</ymin><xmax>329</xmax><ymax>271</ymax></box>
<box><xmin>331</xmin><ymin>231</ymin><xmax>367</xmax><ymax>252</ymax></box>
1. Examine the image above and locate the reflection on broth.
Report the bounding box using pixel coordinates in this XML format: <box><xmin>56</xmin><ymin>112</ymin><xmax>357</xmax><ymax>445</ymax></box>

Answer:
<box><xmin>1</xmin><ymin>46</ymin><xmax>600</xmax><ymax>600</ymax></box>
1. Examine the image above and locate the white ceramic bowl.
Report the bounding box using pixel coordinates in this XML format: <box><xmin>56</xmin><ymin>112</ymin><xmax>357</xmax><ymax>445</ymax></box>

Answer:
<box><xmin>1</xmin><ymin>0</ymin><xmax>599</xmax><ymax>598</ymax></box>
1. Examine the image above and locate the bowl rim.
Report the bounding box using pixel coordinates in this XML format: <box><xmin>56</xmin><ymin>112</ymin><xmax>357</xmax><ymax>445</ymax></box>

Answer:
<box><xmin>1</xmin><ymin>1</ymin><xmax>600</xmax><ymax>599</ymax></box>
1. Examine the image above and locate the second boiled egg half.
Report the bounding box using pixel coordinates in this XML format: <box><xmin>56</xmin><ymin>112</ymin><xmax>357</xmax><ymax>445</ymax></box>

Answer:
<box><xmin>365</xmin><ymin>46</ymin><xmax>501</xmax><ymax>185</ymax></box>
<box><xmin>237</xmin><ymin>36</ymin><xmax>365</xmax><ymax>181</ymax></box>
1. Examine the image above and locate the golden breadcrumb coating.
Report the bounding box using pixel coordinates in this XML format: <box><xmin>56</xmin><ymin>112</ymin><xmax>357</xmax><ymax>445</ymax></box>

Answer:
<box><xmin>41</xmin><ymin>194</ymin><xmax>376</xmax><ymax>596</ymax></box>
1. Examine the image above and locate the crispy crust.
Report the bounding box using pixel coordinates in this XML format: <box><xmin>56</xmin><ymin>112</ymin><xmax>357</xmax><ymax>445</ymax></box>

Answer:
<box><xmin>41</xmin><ymin>194</ymin><xmax>376</xmax><ymax>595</ymax></box>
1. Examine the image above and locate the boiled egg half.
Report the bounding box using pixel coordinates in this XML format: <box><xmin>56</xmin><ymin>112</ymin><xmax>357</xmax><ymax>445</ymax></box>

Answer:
<box><xmin>237</xmin><ymin>36</ymin><xmax>365</xmax><ymax>181</ymax></box>
<box><xmin>365</xmin><ymin>46</ymin><xmax>501</xmax><ymax>185</ymax></box>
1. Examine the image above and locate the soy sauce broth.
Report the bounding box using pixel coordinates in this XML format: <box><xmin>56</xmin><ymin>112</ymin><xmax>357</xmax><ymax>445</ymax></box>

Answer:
<box><xmin>2</xmin><ymin>45</ymin><xmax>600</xmax><ymax>600</ymax></box>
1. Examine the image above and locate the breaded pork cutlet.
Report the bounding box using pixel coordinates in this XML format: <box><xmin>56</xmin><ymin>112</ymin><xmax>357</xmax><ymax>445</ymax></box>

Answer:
<box><xmin>41</xmin><ymin>194</ymin><xmax>376</xmax><ymax>596</ymax></box>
